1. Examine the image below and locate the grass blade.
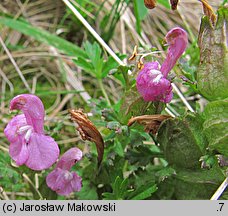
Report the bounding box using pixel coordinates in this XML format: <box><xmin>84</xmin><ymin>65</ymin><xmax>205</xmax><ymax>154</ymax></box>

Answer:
<box><xmin>0</xmin><ymin>16</ymin><xmax>87</xmax><ymax>58</ymax></box>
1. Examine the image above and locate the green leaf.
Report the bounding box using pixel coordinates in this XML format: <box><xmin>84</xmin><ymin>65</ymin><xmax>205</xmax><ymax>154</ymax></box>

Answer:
<box><xmin>155</xmin><ymin>167</ymin><xmax>176</xmax><ymax>183</ymax></box>
<box><xmin>102</xmin><ymin>176</ymin><xmax>130</xmax><ymax>200</ymax></box>
<box><xmin>106</xmin><ymin>121</ymin><xmax>121</xmax><ymax>130</ymax></box>
<box><xmin>73</xmin><ymin>58</ymin><xmax>94</xmax><ymax>74</ymax></box>
<box><xmin>0</xmin><ymin>16</ymin><xmax>87</xmax><ymax>58</ymax></box>
<box><xmin>126</xmin><ymin>144</ymin><xmax>162</xmax><ymax>166</ymax></box>
<box><xmin>0</xmin><ymin>151</ymin><xmax>25</xmax><ymax>193</ymax></box>
<box><xmin>74</xmin><ymin>41</ymin><xmax>121</xmax><ymax>79</ymax></box>
<box><xmin>197</xmin><ymin>7</ymin><xmax>228</xmax><ymax>100</ymax></box>
<box><xmin>203</xmin><ymin>99</ymin><xmax>228</xmax><ymax>156</ymax></box>
<box><xmin>173</xmin><ymin>167</ymin><xmax>226</xmax><ymax>199</ymax></box>
<box><xmin>157</xmin><ymin>0</ymin><xmax>170</xmax><ymax>9</ymax></box>
<box><xmin>155</xmin><ymin>178</ymin><xmax>175</xmax><ymax>199</ymax></box>
<box><xmin>102</xmin><ymin>56</ymin><xmax>119</xmax><ymax>78</ymax></box>
<box><xmin>37</xmin><ymin>179</ymin><xmax>57</xmax><ymax>200</ymax></box>
<box><xmin>129</xmin><ymin>183</ymin><xmax>157</xmax><ymax>200</ymax></box>
<box><xmin>114</xmin><ymin>138</ymin><xmax>125</xmax><ymax>157</ymax></box>
<box><xmin>77</xmin><ymin>180</ymin><xmax>98</xmax><ymax>200</ymax></box>
<box><xmin>83</xmin><ymin>41</ymin><xmax>104</xmax><ymax>78</ymax></box>
<box><xmin>157</xmin><ymin>113</ymin><xmax>208</xmax><ymax>169</ymax></box>
<box><xmin>129</xmin><ymin>129</ymin><xmax>149</xmax><ymax>147</ymax></box>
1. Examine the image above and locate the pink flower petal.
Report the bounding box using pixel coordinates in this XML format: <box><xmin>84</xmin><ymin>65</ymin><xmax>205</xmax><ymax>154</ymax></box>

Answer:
<box><xmin>4</xmin><ymin>114</ymin><xmax>27</xmax><ymax>143</ymax></box>
<box><xmin>25</xmin><ymin>133</ymin><xmax>59</xmax><ymax>170</ymax></box>
<box><xmin>10</xmin><ymin>94</ymin><xmax>45</xmax><ymax>134</ymax></box>
<box><xmin>56</xmin><ymin>172</ymin><xmax>82</xmax><ymax>196</ymax></box>
<box><xmin>160</xmin><ymin>27</ymin><xmax>188</xmax><ymax>77</ymax></box>
<box><xmin>136</xmin><ymin>62</ymin><xmax>173</xmax><ymax>103</ymax></box>
<box><xmin>56</xmin><ymin>147</ymin><xmax>82</xmax><ymax>170</ymax></box>
<box><xmin>46</xmin><ymin>168</ymin><xmax>64</xmax><ymax>191</ymax></box>
<box><xmin>71</xmin><ymin>172</ymin><xmax>82</xmax><ymax>192</ymax></box>
<box><xmin>46</xmin><ymin>168</ymin><xmax>82</xmax><ymax>196</ymax></box>
<box><xmin>4</xmin><ymin>115</ymin><xmax>29</xmax><ymax>166</ymax></box>
<box><xmin>9</xmin><ymin>137</ymin><xmax>29</xmax><ymax>166</ymax></box>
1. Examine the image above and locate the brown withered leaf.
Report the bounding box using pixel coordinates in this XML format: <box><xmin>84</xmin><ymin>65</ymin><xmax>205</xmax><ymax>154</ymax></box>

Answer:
<box><xmin>199</xmin><ymin>0</ymin><xmax>216</xmax><ymax>24</ymax></box>
<box><xmin>128</xmin><ymin>114</ymin><xmax>172</xmax><ymax>134</ymax></box>
<box><xmin>144</xmin><ymin>0</ymin><xmax>156</xmax><ymax>9</ymax></box>
<box><xmin>170</xmin><ymin>0</ymin><xmax>179</xmax><ymax>10</ymax></box>
<box><xmin>69</xmin><ymin>109</ymin><xmax>104</xmax><ymax>165</ymax></box>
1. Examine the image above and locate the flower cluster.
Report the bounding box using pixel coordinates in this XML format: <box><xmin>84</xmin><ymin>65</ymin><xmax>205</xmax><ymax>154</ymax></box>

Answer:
<box><xmin>46</xmin><ymin>148</ymin><xmax>82</xmax><ymax>196</ymax></box>
<box><xmin>4</xmin><ymin>94</ymin><xmax>82</xmax><ymax>196</ymax></box>
<box><xmin>136</xmin><ymin>27</ymin><xmax>188</xmax><ymax>103</ymax></box>
<box><xmin>4</xmin><ymin>94</ymin><xmax>59</xmax><ymax>170</ymax></box>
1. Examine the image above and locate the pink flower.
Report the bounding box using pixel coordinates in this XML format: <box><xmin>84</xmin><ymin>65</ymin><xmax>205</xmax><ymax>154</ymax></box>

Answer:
<box><xmin>136</xmin><ymin>27</ymin><xmax>188</xmax><ymax>103</ymax></box>
<box><xmin>4</xmin><ymin>94</ymin><xmax>59</xmax><ymax>170</ymax></box>
<box><xmin>46</xmin><ymin>148</ymin><xmax>82</xmax><ymax>196</ymax></box>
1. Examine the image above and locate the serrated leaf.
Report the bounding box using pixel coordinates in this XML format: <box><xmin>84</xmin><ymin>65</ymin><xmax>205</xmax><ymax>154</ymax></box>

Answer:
<box><xmin>203</xmin><ymin>99</ymin><xmax>228</xmax><ymax>156</ymax></box>
<box><xmin>129</xmin><ymin>129</ymin><xmax>149</xmax><ymax>147</ymax></box>
<box><xmin>126</xmin><ymin>144</ymin><xmax>162</xmax><ymax>166</ymax></box>
<box><xmin>83</xmin><ymin>41</ymin><xmax>103</xmax><ymax>78</ymax></box>
<box><xmin>73</xmin><ymin>58</ymin><xmax>94</xmax><ymax>74</ymax></box>
<box><xmin>157</xmin><ymin>113</ymin><xmax>208</xmax><ymax>169</ymax></box>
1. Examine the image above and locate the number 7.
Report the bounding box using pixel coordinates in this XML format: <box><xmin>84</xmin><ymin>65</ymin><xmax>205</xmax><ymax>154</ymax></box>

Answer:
<box><xmin>219</xmin><ymin>203</ymin><xmax>224</xmax><ymax>211</ymax></box>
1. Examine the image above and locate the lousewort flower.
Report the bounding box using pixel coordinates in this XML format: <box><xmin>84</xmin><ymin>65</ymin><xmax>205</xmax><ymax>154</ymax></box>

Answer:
<box><xmin>46</xmin><ymin>148</ymin><xmax>82</xmax><ymax>196</ymax></box>
<box><xmin>4</xmin><ymin>94</ymin><xmax>59</xmax><ymax>170</ymax></box>
<box><xmin>136</xmin><ymin>27</ymin><xmax>188</xmax><ymax>103</ymax></box>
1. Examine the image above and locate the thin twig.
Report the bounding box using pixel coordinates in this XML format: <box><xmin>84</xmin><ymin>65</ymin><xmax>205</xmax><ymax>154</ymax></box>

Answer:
<box><xmin>22</xmin><ymin>173</ymin><xmax>43</xmax><ymax>199</ymax></box>
<box><xmin>0</xmin><ymin>35</ymin><xmax>31</xmax><ymax>92</ymax></box>
<box><xmin>69</xmin><ymin>0</ymin><xmax>95</xmax><ymax>19</ymax></box>
<box><xmin>0</xmin><ymin>68</ymin><xmax>14</xmax><ymax>93</ymax></box>
<box><xmin>210</xmin><ymin>178</ymin><xmax>228</xmax><ymax>200</ymax></box>
<box><xmin>0</xmin><ymin>144</ymin><xmax>9</xmax><ymax>152</ymax></box>
<box><xmin>0</xmin><ymin>187</ymin><xmax>9</xmax><ymax>200</ymax></box>
<box><xmin>1</xmin><ymin>80</ymin><xmax>6</xmax><ymax>111</ymax></box>
<box><xmin>171</xmin><ymin>83</ymin><xmax>195</xmax><ymax>112</ymax></box>
<box><xmin>165</xmin><ymin>107</ymin><xmax>176</xmax><ymax>117</ymax></box>
<box><xmin>49</xmin><ymin>93</ymin><xmax>74</xmax><ymax>120</ymax></box>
